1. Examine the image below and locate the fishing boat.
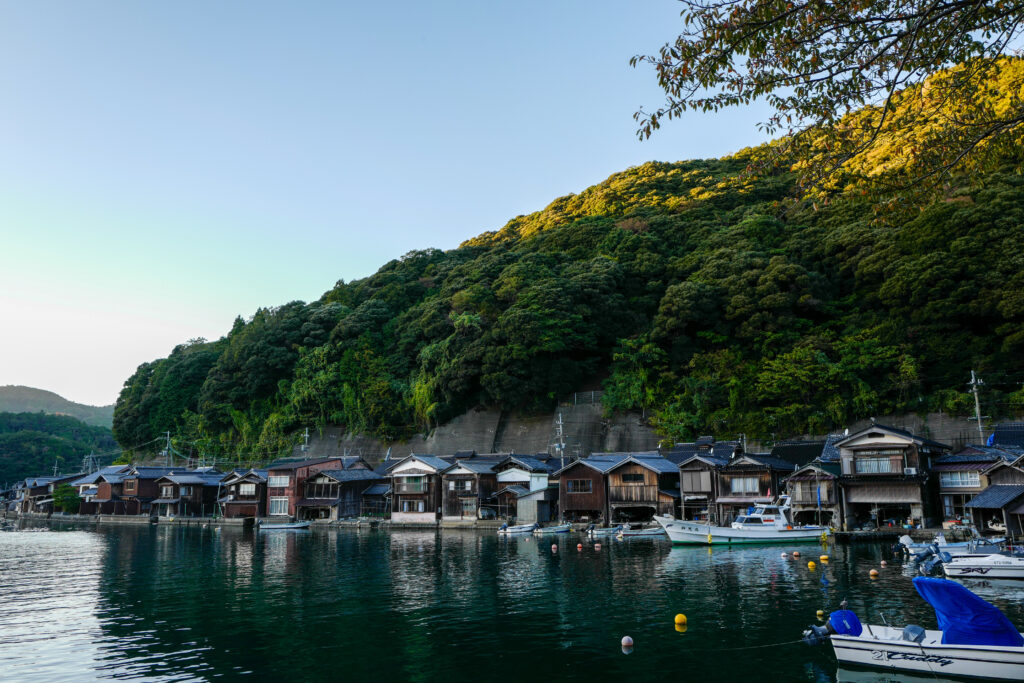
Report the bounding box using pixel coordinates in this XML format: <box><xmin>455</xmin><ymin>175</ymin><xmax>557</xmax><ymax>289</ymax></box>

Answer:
<box><xmin>653</xmin><ymin>495</ymin><xmax>828</xmax><ymax>545</ymax></box>
<box><xmin>257</xmin><ymin>520</ymin><xmax>311</xmax><ymax>530</ymax></box>
<box><xmin>497</xmin><ymin>522</ymin><xmax>539</xmax><ymax>535</ymax></box>
<box><xmin>897</xmin><ymin>530</ymin><xmax>1001</xmax><ymax>553</ymax></box>
<box><xmin>532</xmin><ymin>523</ymin><xmax>572</xmax><ymax>535</ymax></box>
<box><xmin>802</xmin><ymin>577</ymin><xmax>1024</xmax><ymax>680</ymax></box>
<box><xmin>585</xmin><ymin>524</ymin><xmax>622</xmax><ymax>538</ymax></box>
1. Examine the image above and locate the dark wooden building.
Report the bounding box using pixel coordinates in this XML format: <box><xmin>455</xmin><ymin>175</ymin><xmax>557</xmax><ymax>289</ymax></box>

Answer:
<box><xmin>152</xmin><ymin>470</ymin><xmax>223</xmax><ymax>517</ymax></box>
<box><xmin>605</xmin><ymin>453</ymin><xmax>680</xmax><ymax>521</ymax></box>
<box><xmin>219</xmin><ymin>468</ymin><xmax>268</xmax><ymax>518</ymax></box>
<box><xmin>264</xmin><ymin>457</ymin><xmax>348</xmax><ymax>519</ymax></box>
<box><xmin>386</xmin><ymin>454</ymin><xmax>452</xmax><ymax>524</ymax></box>
<box><xmin>715</xmin><ymin>454</ymin><xmax>796</xmax><ymax>524</ymax></box>
<box><xmin>295</xmin><ymin>468</ymin><xmax>385</xmax><ymax>520</ymax></box>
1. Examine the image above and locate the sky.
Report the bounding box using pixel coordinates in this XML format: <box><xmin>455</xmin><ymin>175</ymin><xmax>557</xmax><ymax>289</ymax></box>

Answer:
<box><xmin>0</xmin><ymin>1</ymin><xmax>773</xmax><ymax>407</ymax></box>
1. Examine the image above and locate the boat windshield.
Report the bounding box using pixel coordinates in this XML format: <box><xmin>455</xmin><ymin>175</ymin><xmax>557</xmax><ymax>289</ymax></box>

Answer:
<box><xmin>738</xmin><ymin>517</ymin><xmax>762</xmax><ymax>524</ymax></box>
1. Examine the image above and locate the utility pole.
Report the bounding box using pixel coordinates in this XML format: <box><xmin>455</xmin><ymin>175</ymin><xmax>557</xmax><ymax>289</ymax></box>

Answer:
<box><xmin>969</xmin><ymin>370</ymin><xmax>985</xmax><ymax>443</ymax></box>
<box><xmin>165</xmin><ymin>431</ymin><xmax>172</xmax><ymax>467</ymax></box>
<box><xmin>553</xmin><ymin>412</ymin><xmax>566</xmax><ymax>470</ymax></box>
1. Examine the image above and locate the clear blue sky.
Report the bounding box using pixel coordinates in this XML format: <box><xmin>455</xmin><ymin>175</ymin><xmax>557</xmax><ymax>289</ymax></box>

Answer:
<box><xmin>0</xmin><ymin>1</ymin><xmax>773</xmax><ymax>407</ymax></box>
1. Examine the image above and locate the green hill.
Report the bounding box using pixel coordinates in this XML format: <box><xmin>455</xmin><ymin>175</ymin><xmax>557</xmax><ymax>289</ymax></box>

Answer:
<box><xmin>0</xmin><ymin>412</ymin><xmax>117</xmax><ymax>486</ymax></box>
<box><xmin>112</xmin><ymin>64</ymin><xmax>1024</xmax><ymax>461</ymax></box>
<box><xmin>0</xmin><ymin>386</ymin><xmax>114</xmax><ymax>428</ymax></box>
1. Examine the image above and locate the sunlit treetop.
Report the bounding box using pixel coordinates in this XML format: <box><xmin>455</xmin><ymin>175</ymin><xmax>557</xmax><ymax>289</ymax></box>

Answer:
<box><xmin>633</xmin><ymin>0</ymin><xmax>1024</xmax><ymax>195</ymax></box>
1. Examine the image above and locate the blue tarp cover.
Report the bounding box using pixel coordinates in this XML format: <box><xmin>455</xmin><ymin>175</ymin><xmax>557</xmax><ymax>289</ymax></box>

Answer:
<box><xmin>913</xmin><ymin>577</ymin><xmax>1024</xmax><ymax>647</ymax></box>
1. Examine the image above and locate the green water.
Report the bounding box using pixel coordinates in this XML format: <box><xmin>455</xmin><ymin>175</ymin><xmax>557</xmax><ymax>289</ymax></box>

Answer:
<box><xmin>1</xmin><ymin>521</ymin><xmax>1022</xmax><ymax>682</ymax></box>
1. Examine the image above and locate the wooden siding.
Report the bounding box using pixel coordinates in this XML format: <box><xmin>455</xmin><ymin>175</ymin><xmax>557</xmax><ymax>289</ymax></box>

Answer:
<box><xmin>558</xmin><ymin>462</ymin><xmax>606</xmax><ymax>521</ymax></box>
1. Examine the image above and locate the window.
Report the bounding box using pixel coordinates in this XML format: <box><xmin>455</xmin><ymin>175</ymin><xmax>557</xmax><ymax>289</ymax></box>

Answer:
<box><xmin>269</xmin><ymin>497</ymin><xmax>289</xmax><ymax>515</ymax></box>
<box><xmin>449</xmin><ymin>480</ymin><xmax>455</xmax><ymax>490</ymax></box>
<box><xmin>239</xmin><ymin>483</ymin><xmax>256</xmax><ymax>496</ymax></box>
<box><xmin>179</xmin><ymin>486</ymin><xmax>192</xmax><ymax>496</ymax></box>
<box><xmin>939</xmin><ymin>471</ymin><xmax>980</xmax><ymax>488</ymax></box>
<box><xmin>402</xmin><ymin>500</ymin><xmax>425</xmax><ymax>513</ymax></box>
<box><xmin>124</xmin><ymin>480</ymin><xmax>136</xmax><ymax>492</ymax></box>
<box><xmin>681</xmin><ymin>471</ymin><xmax>712</xmax><ymax>491</ymax></box>
<box><xmin>160</xmin><ymin>485</ymin><xmax>173</xmax><ymax>498</ymax></box>
<box><xmin>621</xmin><ymin>473</ymin><xmax>645</xmax><ymax>483</ymax></box>
<box><xmin>854</xmin><ymin>457</ymin><xmax>893</xmax><ymax>474</ymax></box>
<box><xmin>566</xmin><ymin>480</ymin><xmax>592</xmax><ymax>494</ymax></box>
<box><xmin>463</xmin><ymin>480</ymin><xmax>473</xmax><ymax>491</ymax></box>
<box><xmin>730</xmin><ymin>477</ymin><xmax>759</xmax><ymax>494</ymax></box>
<box><xmin>267</xmin><ymin>475</ymin><xmax>290</xmax><ymax>487</ymax></box>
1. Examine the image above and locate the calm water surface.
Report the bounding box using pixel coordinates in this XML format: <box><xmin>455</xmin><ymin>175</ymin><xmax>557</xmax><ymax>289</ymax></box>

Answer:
<box><xmin>1</xmin><ymin>521</ymin><xmax>1022</xmax><ymax>682</ymax></box>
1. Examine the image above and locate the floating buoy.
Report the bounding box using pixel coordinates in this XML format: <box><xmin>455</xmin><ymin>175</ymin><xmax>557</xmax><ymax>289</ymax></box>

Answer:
<box><xmin>880</xmin><ymin>560</ymin><xmax>888</xmax><ymax>567</ymax></box>
<box><xmin>551</xmin><ymin>544</ymin><xmax>558</xmax><ymax>552</ymax></box>
<box><xmin>870</xmin><ymin>568</ymin><xmax>879</xmax><ymax>578</ymax></box>
<box><xmin>675</xmin><ymin>624</ymin><xmax>688</xmax><ymax>634</ymax></box>
<box><xmin>595</xmin><ymin>543</ymin><xmax>602</xmax><ymax>551</ymax></box>
<box><xmin>577</xmin><ymin>543</ymin><xmax>583</xmax><ymax>551</ymax></box>
<box><xmin>792</xmin><ymin>551</ymin><xmax>801</xmax><ymax>557</ymax></box>
<box><xmin>816</xmin><ymin>610</ymin><xmax>825</xmax><ymax>619</ymax></box>
<box><xmin>807</xmin><ymin>561</ymin><xmax>816</xmax><ymax>570</ymax></box>
<box><xmin>621</xmin><ymin>635</ymin><xmax>633</xmax><ymax>647</ymax></box>
<box><xmin>674</xmin><ymin>613</ymin><xmax>687</xmax><ymax>625</ymax></box>
<box><xmin>781</xmin><ymin>552</ymin><xmax>788</xmax><ymax>558</ymax></box>
<box><xmin>819</xmin><ymin>555</ymin><xmax>829</xmax><ymax>562</ymax></box>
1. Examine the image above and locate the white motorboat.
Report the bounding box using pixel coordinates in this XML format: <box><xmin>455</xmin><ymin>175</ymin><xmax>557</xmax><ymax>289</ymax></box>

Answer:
<box><xmin>497</xmin><ymin>522</ymin><xmax>539</xmax><ymax>535</ymax></box>
<box><xmin>257</xmin><ymin>520</ymin><xmax>311</xmax><ymax>530</ymax></box>
<box><xmin>654</xmin><ymin>495</ymin><xmax>828</xmax><ymax>545</ymax></box>
<box><xmin>803</xmin><ymin>577</ymin><xmax>1024</xmax><ymax>680</ymax></box>
<box><xmin>584</xmin><ymin>524</ymin><xmax>622</xmax><ymax>538</ymax></box>
<box><xmin>941</xmin><ymin>553</ymin><xmax>1024</xmax><ymax>580</ymax></box>
<box><xmin>532</xmin><ymin>523</ymin><xmax>572</xmax><ymax>535</ymax></box>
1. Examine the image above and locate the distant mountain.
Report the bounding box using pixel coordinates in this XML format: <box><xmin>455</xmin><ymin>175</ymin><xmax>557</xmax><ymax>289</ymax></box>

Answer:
<box><xmin>0</xmin><ymin>411</ymin><xmax>117</xmax><ymax>485</ymax></box>
<box><xmin>0</xmin><ymin>386</ymin><xmax>114</xmax><ymax>428</ymax></box>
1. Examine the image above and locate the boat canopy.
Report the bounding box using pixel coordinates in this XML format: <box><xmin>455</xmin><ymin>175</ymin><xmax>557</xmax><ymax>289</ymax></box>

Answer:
<box><xmin>912</xmin><ymin>577</ymin><xmax>1024</xmax><ymax>647</ymax></box>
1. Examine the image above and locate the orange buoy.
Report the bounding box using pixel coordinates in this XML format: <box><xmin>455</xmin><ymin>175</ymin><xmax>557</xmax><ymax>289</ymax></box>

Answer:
<box><xmin>870</xmin><ymin>568</ymin><xmax>880</xmax><ymax>578</ymax></box>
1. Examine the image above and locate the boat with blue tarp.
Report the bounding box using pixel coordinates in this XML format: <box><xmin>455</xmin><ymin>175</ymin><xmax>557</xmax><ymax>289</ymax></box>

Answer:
<box><xmin>803</xmin><ymin>577</ymin><xmax>1024</xmax><ymax>679</ymax></box>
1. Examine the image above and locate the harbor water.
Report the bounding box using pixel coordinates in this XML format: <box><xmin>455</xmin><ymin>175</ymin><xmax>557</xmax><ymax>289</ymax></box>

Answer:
<box><xmin>1</xmin><ymin>521</ymin><xmax>1022</xmax><ymax>682</ymax></box>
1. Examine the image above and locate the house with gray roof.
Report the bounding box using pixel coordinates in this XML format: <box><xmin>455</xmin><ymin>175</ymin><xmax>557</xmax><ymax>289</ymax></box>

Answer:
<box><xmin>219</xmin><ymin>468</ymin><xmax>268</xmax><ymax>519</ymax></box>
<box><xmin>386</xmin><ymin>454</ymin><xmax>453</xmax><ymax>524</ymax></box>
<box><xmin>784</xmin><ymin>461</ymin><xmax>842</xmax><ymax>526</ymax></box>
<box><xmin>152</xmin><ymin>471</ymin><xmax>224</xmax><ymax>517</ymax></box>
<box><xmin>966</xmin><ymin>455</ymin><xmax>1024</xmax><ymax>535</ymax></box>
<box><xmin>676</xmin><ymin>451</ymin><xmax>732</xmax><ymax>523</ymax></box>
<box><xmin>295</xmin><ymin>468</ymin><xmax>385</xmax><ymax>520</ymax></box>
<box><xmin>933</xmin><ymin>445</ymin><xmax>1019</xmax><ymax>525</ymax></box>
<box><xmin>713</xmin><ymin>454</ymin><xmax>796</xmax><ymax>525</ymax></box>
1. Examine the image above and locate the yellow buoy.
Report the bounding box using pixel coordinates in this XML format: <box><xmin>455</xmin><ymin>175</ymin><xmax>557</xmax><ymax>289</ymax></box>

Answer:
<box><xmin>816</xmin><ymin>610</ymin><xmax>825</xmax><ymax>619</ymax></box>
<box><xmin>819</xmin><ymin>555</ymin><xmax>829</xmax><ymax>562</ymax></box>
<box><xmin>674</xmin><ymin>613</ymin><xmax>687</xmax><ymax>625</ymax></box>
<box><xmin>808</xmin><ymin>561</ymin><xmax>816</xmax><ymax>570</ymax></box>
<box><xmin>675</xmin><ymin>624</ymin><xmax>688</xmax><ymax>634</ymax></box>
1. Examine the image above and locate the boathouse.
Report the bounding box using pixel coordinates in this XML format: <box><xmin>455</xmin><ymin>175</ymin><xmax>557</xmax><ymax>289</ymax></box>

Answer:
<box><xmin>440</xmin><ymin>456</ymin><xmax>503</xmax><ymax>521</ymax></box>
<box><xmin>933</xmin><ymin>445</ymin><xmax>1020</xmax><ymax>525</ymax></box>
<box><xmin>835</xmin><ymin>422</ymin><xmax>949</xmax><ymax>530</ymax></box>
<box><xmin>219</xmin><ymin>468</ymin><xmax>268</xmax><ymax>518</ymax></box>
<box><xmin>604</xmin><ymin>453</ymin><xmax>680</xmax><ymax>521</ymax></box>
<box><xmin>785</xmin><ymin>461</ymin><xmax>841</xmax><ymax>527</ymax></box>
<box><xmin>120</xmin><ymin>466</ymin><xmax>183</xmax><ymax>516</ymax></box>
<box><xmin>152</xmin><ymin>470</ymin><xmax>224</xmax><ymax>517</ymax></box>
<box><xmin>69</xmin><ymin>466</ymin><xmax>132</xmax><ymax>513</ymax></box>
<box><xmin>714</xmin><ymin>454</ymin><xmax>796</xmax><ymax>524</ymax></box>
<box><xmin>295</xmin><ymin>468</ymin><xmax>385</xmax><ymax>520</ymax></box>
<box><xmin>386</xmin><ymin>454</ymin><xmax>451</xmax><ymax>524</ymax></box>
<box><xmin>265</xmin><ymin>457</ymin><xmax>347</xmax><ymax>518</ymax></box>
<box><xmin>676</xmin><ymin>452</ymin><xmax>730</xmax><ymax>522</ymax></box>
<box><xmin>491</xmin><ymin>455</ymin><xmax>558</xmax><ymax>522</ymax></box>
<box><xmin>966</xmin><ymin>455</ymin><xmax>1024</xmax><ymax>535</ymax></box>
<box><xmin>554</xmin><ymin>454</ymin><xmax>626</xmax><ymax>524</ymax></box>
<box><xmin>84</xmin><ymin>470</ymin><xmax>130</xmax><ymax>515</ymax></box>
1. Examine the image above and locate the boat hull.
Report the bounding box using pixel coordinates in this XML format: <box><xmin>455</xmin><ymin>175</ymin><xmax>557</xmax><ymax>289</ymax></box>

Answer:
<box><xmin>258</xmin><ymin>521</ymin><xmax>311</xmax><ymax>530</ymax></box>
<box><xmin>654</xmin><ymin>516</ymin><xmax>827</xmax><ymax>545</ymax></box>
<box><xmin>830</xmin><ymin>626</ymin><xmax>1024</xmax><ymax>680</ymax></box>
<box><xmin>533</xmin><ymin>525</ymin><xmax>571</xmax><ymax>535</ymax></box>
<box><xmin>497</xmin><ymin>524</ymin><xmax>537</xmax><ymax>535</ymax></box>
<box><xmin>942</xmin><ymin>556</ymin><xmax>1024</xmax><ymax>580</ymax></box>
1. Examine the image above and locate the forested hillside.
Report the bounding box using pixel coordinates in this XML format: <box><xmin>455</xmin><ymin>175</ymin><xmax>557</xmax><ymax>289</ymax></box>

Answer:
<box><xmin>0</xmin><ymin>386</ymin><xmax>115</xmax><ymax>428</ymax></box>
<box><xmin>0</xmin><ymin>413</ymin><xmax>117</xmax><ymax>485</ymax></box>
<box><xmin>112</xmin><ymin>62</ymin><xmax>1024</xmax><ymax>462</ymax></box>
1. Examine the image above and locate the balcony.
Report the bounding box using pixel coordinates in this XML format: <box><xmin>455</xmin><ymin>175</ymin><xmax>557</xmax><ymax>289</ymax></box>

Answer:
<box><xmin>609</xmin><ymin>485</ymin><xmax>659</xmax><ymax>505</ymax></box>
<box><xmin>395</xmin><ymin>483</ymin><xmax>430</xmax><ymax>495</ymax></box>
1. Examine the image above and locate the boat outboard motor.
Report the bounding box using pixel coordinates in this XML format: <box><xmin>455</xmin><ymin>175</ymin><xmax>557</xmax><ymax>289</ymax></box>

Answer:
<box><xmin>498</xmin><ymin>523</ymin><xmax>508</xmax><ymax>532</ymax></box>
<box><xmin>894</xmin><ymin>534</ymin><xmax>915</xmax><ymax>557</ymax></box>
<box><xmin>802</xmin><ymin>609</ymin><xmax>863</xmax><ymax>646</ymax></box>
<box><xmin>920</xmin><ymin>546</ymin><xmax>953</xmax><ymax>575</ymax></box>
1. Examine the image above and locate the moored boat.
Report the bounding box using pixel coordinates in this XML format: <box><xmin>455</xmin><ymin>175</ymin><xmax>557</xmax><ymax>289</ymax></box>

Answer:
<box><xmin>585</xmin><ymin>524</ymin><xmax>622</xmax><ymax>538</ymax></box>
<box><xmin>802</xmin><ymin>577</ymin><xmax>1024</xmax><ymax>680</ymax></box>
<box><xmin>654</xmin><ymin>495</ymin><xmax>828</xmax><ymax>545</ymax></box>
<box><xmin>532</xmin><ymin>523</ymin><xmax>572</xmax><ymax>535</ymax></box>
<box><xmin>497</xmin><ymin>522</ymin><xmax>539</xmax><ymax>535</ymax></box>
<box><xmin>257</xmin><ymin>520</ymin><xmax>311</xmax><ymax>530</ymax></box>
<box><xmin>616</xmin><ymin>525</ymin><xmax>666</xmax><ymax>539</ymax></box>
<box><xmin>941</xmin><ymin>553</ymin><xmax>1024</xmax><ymax>580</ymax></box>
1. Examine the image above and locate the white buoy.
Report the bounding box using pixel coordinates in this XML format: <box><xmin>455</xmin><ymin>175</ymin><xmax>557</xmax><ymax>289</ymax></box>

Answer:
<box><xmin>551</xmin><ymin>544</ymin><xmax>558</xmax><ymax>552</ymax></box>
<box><xmin>781</xmin><ymin>552</ymin><xmax>788</xmax><ymax>558</ymax></box>
<box><xmin>621</xmin><ymin>635</ymin><xmax>633</xmax><ymax>647</ymax></box>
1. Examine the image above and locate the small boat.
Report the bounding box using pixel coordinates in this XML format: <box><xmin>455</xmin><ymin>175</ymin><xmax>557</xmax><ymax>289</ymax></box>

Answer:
<box><xmin>616</xmin><ymin>525</ymin><xmax>666</xmax><ymax>539</ymax></box>
<box><xmin>585</xmin><ymin>524</ymin><xmax>622</xmax><ymax>538</ymax></box>
<box><xmin>257</xmin><ymin>520</ymin><xmax>311</xmax><ymax>531</ymax></box>
<box><xmin>654</xmin><ymin>495</ymin><xmax>828</xmax><ymax>545</ymax></box>
<box><xmin>497</xmin><ymin>523</ymin><xmax>539</xmax><ymax>535</ymax></box>
<box><xmin>897</xmin><ymin>530</ymin><xmax>1001</xmax><ymax>553</ymax></box>
<box><xmin>532</xmin><ymin>523</ymin><xmax>572</xmax><ymax>535</ymax></box>
<box><xmin>803</xmin><ymin>577</ymin><xmax>1024</xmax><ymax>679</ymax></box>
<box><xmin>941</xmin><ymin>553</ymin><xmax>1024</xmax><ymax>580</ymax></box>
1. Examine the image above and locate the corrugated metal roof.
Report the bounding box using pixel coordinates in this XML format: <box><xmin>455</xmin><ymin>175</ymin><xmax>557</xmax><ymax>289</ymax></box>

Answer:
<box><xmin>965</xmin><ymin>485</ymin><xmax>1024</xmax><ymax>509</ymax></box>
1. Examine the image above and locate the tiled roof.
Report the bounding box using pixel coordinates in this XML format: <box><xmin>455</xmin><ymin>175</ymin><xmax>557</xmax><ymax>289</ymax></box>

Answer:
<box><xmin>495</xmin><ymin>455</ymin><xmax>555</xmax><ymax>473</ymax></box>
<box><xmin>339</xmin><ymin>456</ymin><xmax>369</xmax><ymax>470</ymax></box>
<box><xmin>727</xmin><ymin>454</ymin><xmax>797</xmax><ymax>471</ymax></box>
<box><xmin>495</xmin><ymin>485</ymin><xmax>530</xmax><ymax>497</ymax></box>
<box><xmin>609</xmin><ymin>454</ymin><xmax>679</xmax><ymax>474</ymax></box>
<box><xmin>665</xmin><ymin>440</ymin><xmax>742</xmax><ymax>461</ymax></box>
<box><xmin>934</xmin><ymin>446</ymin><xmax>1014</xmax><ymax>464</ymax></box>
<box><xmin>361</xmin><ymin>483</ymin><xmax>390</xmax><ymax>496</ymax></box>
<box><xmin>68</xmin><ymin>466</ymin><xmax>131</xmax><ymax>487</ymax></box>
<box><xmin>786</xmin><ymin>462</ymin><xmax>841</xmax><ymax>480</ymax></box>
<box><xmin>992</xmin><ymin>422</ymin><xmax>1024</xmax><ymax>448</ymax></box>
<box><xmin>933</xmin><ymin>463</ymin><xmax>990</xmax><ymax>472</ymax></box>
<box><xmin>161</xmin><ymin>473</ymin><xmax>224</xmax><ymax>486</ymax></box>
<box><xmin>820</xmin><ymin>434</ymin><xmax>843</xmax><ymax>462</ymax></box>
<box><xmin>770</xmin><ymin>440</ymin><xmax>827</xmax><ymax>466</ymax></box>
<box><xmin>394</xmin><ymin>455</ymin><xmax>453</xmax><ymax>473</ymax></box>
<box><xmin>265</xmin><ymin>457</ymin><xmax>339</xmax><ymax>471</ymax></box>
<box><xmin>965</xmin><ymin>485</ymin><xmax>1024</xmax><ymax>510</ymax></box>
<box><xmin>839</xmin><ymin>422</ymin><xmax>949</xmax><ymax>450</ymax></box>
<box><xmin>678</xmin><ymin>453</ymin><xmax>731</xmax><ymax>468</ymax></box>
<box><xmin>316</xmin><ymin>469</ymin><xmax>385</xmax><ymax>483</ymax></box>
<box><xmin>554</xmin><ymin>454</ymin><xmax>629</xmax><ymax>476</ymax></box>
<box><xmin>447</xmin><ymin>459</ymin><xmax>501</xmax><ymax>474</ymax></box>
<box><xmin>129</xmin><ymin>467</ymin><xmax>183</xmax><ymax>479</ymax></box>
